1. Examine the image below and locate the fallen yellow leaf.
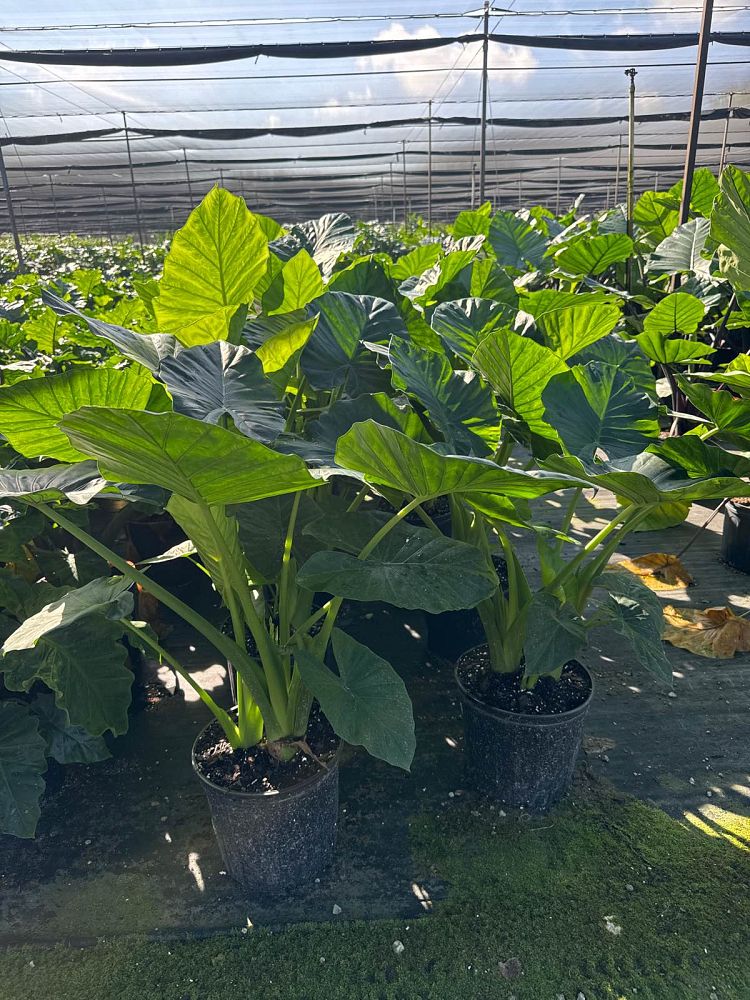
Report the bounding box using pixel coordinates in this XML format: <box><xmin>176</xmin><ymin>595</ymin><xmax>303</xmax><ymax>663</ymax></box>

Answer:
<box><xmin>663</xmin><ymin>604</ymin><xmax>750</xmax><ymax>659</ymax></box>
<box><xmin>611</xmin><ymin>553</ymin><xmax>694</xmax><ymax>591</ymax></box>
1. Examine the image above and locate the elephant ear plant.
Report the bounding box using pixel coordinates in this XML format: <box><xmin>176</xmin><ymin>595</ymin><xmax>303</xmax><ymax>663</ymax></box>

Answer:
<box><xmin>0</xmin><ymin>391</ymin><xmax>517</xmax><ymax>889</ymax></box>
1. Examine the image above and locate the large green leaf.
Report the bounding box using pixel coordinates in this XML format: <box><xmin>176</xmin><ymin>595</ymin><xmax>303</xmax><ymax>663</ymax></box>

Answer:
<box><xmin>452</xmin><ymin>203</ymin><xmax>492</xmax><ymax>239</ymax></box>
<box><xmin>232</xmin><ymin>493</ymin><xmax>323</xmax><ymax>582</ymax></box>
<box><xmin>329</xmin><ymin>256</ymin><xmax>395</xmax><ymax>301</ymax></box>
<box><xmin>261</xmin><ymin>249</ymin><xmax>324</xmax><ymax>315</ymax></box>
<box><xmin>572</xmin><ymin>336</ymin><xmax>655</xmax><ymax>399</ymax></box>
<box><xmin>0</xmin><ymin>366</ymin><xmax>161</xmax><ymax>462</ymax></box>
<box><xmin>542</xmin><ymin>361</ymin><xmax>659</xmax><ymax>462</ymax></box>
<box><xmin>388</xmin><ymin>244</ymin><xmax>442</xmax><ymax>282</ymax></box>
<box><xmin>634</xmin><ymin>190</ymin><xmax>679</xmax><ymax>244</ymax></box>
<box><xmin>675</xmin><ymin>376</ymin><xmax>750</xmax><ymax>442</ymax></box>
<box><xmin>647</xmin><ymin>219</ymin><xmax>712</xmax><ymax>277</ymax></box>
<box><xmin>488</xmin><ymin>211</ymin><xmax>547</xmax><ymax>270</ymax></box>
<box><xmin>520</xmin><ymin>290</ymin><xmax>622</xmax><ymax>360</ymax></box>
<box><xmin>471</xmin><ymin>328</ymin><xmax>568</xmax><ymax>439</ymax></box>
<box><xmin>648</xmin><ymin>436</ymin><xmax>750</xmax><ymax>480</ymax></box>
<box><xmin>691</xmin><ymin>353</ymin><xmax>750</xmax><ymax>397</ymax></box>
<box><xmin>167</xmin><ymin>494</ymin><xmax>256</xmax><ymax>591</ymax></box>
<box><xmin>598</xmin><ymin>570</ymin><xmax>672</xmax><ymax>683</ymax></box>
<box><xmin>23</xmin><ymin>306</ymin><xmax>63</xmax><ymax>353</ymax></box>
<box><xmin>335</xmin><ymin>420</ymin><xmax>585</xmax><ymax>501</ymax></box>
<box><xmin>155</xmin><ymin>187</ymin><xmax>269</xmax><ymax>345</ymax></box>
<box><xmin>0</xmin><ymin>462</ymin><xmax>105</xmax><ymax>504</ymax></box>
<box><xmin>430</xmin><ymin>297</ymin><xmax>515</xmax><ymax>361</ymax></box>
<box><xmin>159</xmin><ymin>341</ymin><xmax>284</xmax><ymax>443</ymax></box>
<box><xmin>0</xmin><ymin>702</ymin><xmax>47</xmax><ymax>838</ymax></box>
<box><xmin>523</xmin><ymin>593</ymin><xmax>586</xmax><ymax>678</ymax></box>
<box><xmin>711</xmin><ymin>165</ymin><xmax>750</xmax><ymax>291</ymax></box>
<box><xmin>31</xmin><ymin>692</ymin><xmax>110</xmax><ymax>765</ymax></box>
<box><xmin>389</xmin><ymin>338</ymin><xmax>500</xmax><ymax>455</ymax></box>
<box><xmin>297</xmin><ymin>524</ymin><xmax>497</xmax><ymax>613</ymax></box>
<box><xmin>43</xmin><ymin>291</ymin><xmax>182</xmax><ymax>371</ymax></box>
<box><xmin>292</xmin><ymin>213</ymin><xmax>357</xmax><ymax>277</ymax></box>
<box><xmin>294</xmin><ymin>629</ymin><xmax>415</xmax><ymax>770</ymax></box>
<box><xmin>555</xmin><ymin>234</ymin><xmax>633</xmax><ymax>276</ymax></box>
<box><xmin>642</xmin><ymin>292</ymin><xmax>706</xmax><ymax>337</ymax></box>
<box><xmin>401</xmin><ymin>250</ymin><xmax>477</xmax><ymax>309</ymax></box>
<box><xmin>635</xmin><ymin>329</ymin><xmax>714</xmax><ymax>366</ymax></box>
<box><xmin>307</xmin><ymin>392</ymin><xmax>428</xmax><ymax>464</ymax></box>
<box><xmin>542</xmin><ymin>451</ymin><xmax>750</xmax><ymax>505</ymax></box>
<box><xmin>300</xmin><ymin>292</ymin><xmax>405</xmax><ymax>392</ymax></box>
<box><xmin>58</xmin><ymin>408</ymin><xmax>319</xmax><ymax>505</ymax></box>
<box><xmin>469</xmin><ymin>259</ymin><xmax>519</xmax><ymax>308</ymax></box>
<box><xmin>3</xmin><ymin>616</ymin><xmax>133</xmax><ymax>736</ymax></box>
<box><xmin>2</xmin><ymin>576</ymin><xmax>133</xmax><ymax>654</ymax></box>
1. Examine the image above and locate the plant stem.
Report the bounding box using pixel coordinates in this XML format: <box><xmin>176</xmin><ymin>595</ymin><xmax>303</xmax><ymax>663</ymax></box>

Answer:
<box><xmin>120</xmin><ymin>620</ymin><xmax>241</xmax><ymax>748</ymax></box>
<box><xmin>29</xmin><ymin>500</ymin><xmax>275</xmax><ymax>726</ymax></box>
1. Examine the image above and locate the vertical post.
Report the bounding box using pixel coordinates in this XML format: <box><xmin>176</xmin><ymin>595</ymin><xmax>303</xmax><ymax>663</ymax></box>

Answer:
<box><xmin>605</xmin><ymin>183</ymin><xmax>611</xmax><ymax>210</ymax></box>
<box><xmin>427</xmin><ymin>99</ymin><xmax>433</xmax><ymax>231</ymax></box>
<box><xmin>625</xmin><ymin>69</ymin><xmax>637</xmax><ymax>291</ymax></box>
<box><xmin>48</xmin><ymin>176</ymin><xmax>60</xmax><ymax>234</ymax></box>
<box><xmin>479</xmin><ymin>0</ymin><xmax>490</xmax><ymax>203</ymax></box>
<box><xmin>401</xmin><ymin>139</ymin><xmax>407</xmax><ymax>228</ymax></box>
<box><xmin>0</xmin><ymin>145</ymin><xmax>24</xmax><ymax>269</ymax></box>
<box><xmin>122</xmin><ymin>111</ymin><xmax>145</xmax><ymax>248</ymax></box>
<box><xmin>390</xmin><ymin>162</ymin><xmax>396</xmax><ymax>224</ymax></box>
<box><xmin>219</xmin><ymin>167</ymin><xmax>225</xmax><ymax>189</ymax></box>
<box><xmin>625</xmin><ymin>69</ymin><xmax>637</xmax><ymax>238</ymax></box>
<box><xmin>719</xmin><ymin>92</ymin><xmax>734</xmax><ymax>176</ymax></box>
<box><xmin>183</xmin><ymin>149</ymin><xmax>194</xmax><ymax>204</ymax></box>
<box><xmin>517</xmin><ymin>174</ymin><xmax>522</xmax><ymax>210</ymax></box>
<box><xmin>654</xmin><ymin>172</ymin><xmax>659</xmax><ymax>191</ymax></box>
<box><xmin>614</xmin><ymin>133</ymin><xmax>622</xmax><ymax>205</ymax></box>
<box><xmin>471</xmin><ymin>162</ymin><xmax>477</xmax><ymax>208</ymax></box>
<box><xmin>678</xmin><ymin>0</ymin><xmax>714</xmax><ymax>225</ymax></box>
<box><xmin>555</xmin><ymin>156</ymin><xmax>562</xmax><ymax>216</ymax></box>
<box><xmin>101</xmin><ymin>186</ymin><xmax>114</xmax><ymax>245</ymax></box>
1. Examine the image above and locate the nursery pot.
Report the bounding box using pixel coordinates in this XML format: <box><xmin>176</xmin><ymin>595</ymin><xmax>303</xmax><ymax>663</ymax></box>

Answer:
<box><xmin>455</xmin><ymin>649</ymin><xmax>593</xmax><ymax>813</ymax></box>
<box><xmin>721</xmin><ymin>500</ymin><xmax>750</xmax><ymax>575</ymax></box>
<box><xmin>192</xmin><ymin>727</ymin><xmax>339</xmax><ymax>895</ymax></box>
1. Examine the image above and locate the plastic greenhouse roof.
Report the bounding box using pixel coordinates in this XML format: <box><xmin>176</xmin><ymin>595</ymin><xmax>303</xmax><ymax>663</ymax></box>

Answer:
<box><xmin>0</xmin><ymin>0</ymin><xmax>749</xmax><ymax>234</ymax></box>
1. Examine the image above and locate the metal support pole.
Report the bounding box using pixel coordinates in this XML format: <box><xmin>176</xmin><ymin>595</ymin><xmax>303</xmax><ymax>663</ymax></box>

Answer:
<box><xmin>719</xmin><ymin>91</ymin><xmax>734</xmax><ymax>176</ymax></box>
<box><xmin>614</xmin><ymin>134</ymin><xmax>622</xmax><ymax>205</ymax></box>
<box><xmin>605</xmin><ymin>183</ymin><xmax>611</xmax><ymax>210</ymax></box>
<box><xmin>625</xmin><ymin>69</ymin><xmax>637</xmax><ymax>238</ymax></box>
<box><xmin>48</xmin><ymin>176</ymin><xmax>59</xmax><ymax>235</ymax></box>
<box><xmin>555</xmin><ymin>156</ymin><xmax>562</xmax><ymax>216</ymax></box>
<box><xmin>517</xmin><ymin>174</ymin><xmax>522</xmax><ymax>210</ymax></box>
<box><xmin>0</xmin><ymin>146</ymin><xmax>23</xmax><ymax>269</ymax></box>
<box><xmin>678</xmin><ymin>0</ymin><xmax>714</xmax><ymax>225</ymax></box>
<box><xmin>427</xmin><ymin>99</ymin><xmax>433</xmax><ymax>231</ymax></box>
<box><xmin>390</xmin><ymin>162</ymin><xmax>396</xmax><ymax>224</ymax></box>
<box><xmin>625</xmin><ymin>69</ymin><xmax>637</xmax><ymax>291</ymax></box>
<box><xmin>183</xmin><ymin>149</ymin><xmax>194</xmax><ymax>204</ymax></box>
<box><xmin>479</xmin><ymin>0</ymin><xmax>490</xmax><ymax>203</ymax></box>
<box><xmin>401</xmin><ymin>139</ymin><xmax>407</xmax><ymax>228</ymax></box>
<box><xmin>471</xmin><ymin>162</ymin><xmax>477</xmax><ymax>208</ymax></box>
<box><xmin>219</xmin><ymin>168</ymin><xmax>225</xmax><ymax>189</ymax></box>
<box><xmin>122</xmin><ymin>112</ymin><xmax>145</xmax><ymax>248</ymax></box>
<box><xmin>101</xmin><ymin>186</ymin><xmax>114</xmax><ymax>245</ymax></box>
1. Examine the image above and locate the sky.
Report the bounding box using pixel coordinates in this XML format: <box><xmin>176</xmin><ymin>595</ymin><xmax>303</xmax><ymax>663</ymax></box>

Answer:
<box><xmin>0</xmin><ymin>1</ymin><xmax>749</xmax><ymax>230</ymax></box>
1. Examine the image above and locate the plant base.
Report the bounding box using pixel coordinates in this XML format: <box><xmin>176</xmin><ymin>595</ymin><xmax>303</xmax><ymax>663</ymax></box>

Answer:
<box><xmin>192</xmin><ymin>726</ymin><xmax>339</xmax><ymax>895</ymax></box>
<box><xmin>455</xmin><ymin>648</ymin><xmax>593</xmax><ymax>813</ymax></box>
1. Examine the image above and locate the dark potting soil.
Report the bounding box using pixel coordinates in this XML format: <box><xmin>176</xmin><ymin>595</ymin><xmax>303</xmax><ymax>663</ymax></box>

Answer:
<box><xmin>193</xmin><ymin>705</ymin><xmax>338</xmax><ymax>794</ymax></box>
<box><xmin>457</xmin><ymin>648</ymin><xmax>591</xmax><ymax>716</ymax></box>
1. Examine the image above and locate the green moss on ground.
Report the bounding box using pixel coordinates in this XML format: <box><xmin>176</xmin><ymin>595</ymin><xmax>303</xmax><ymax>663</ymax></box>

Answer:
<box><xmin>1</xmin><ymin>785</ymin><xmax>748</xmax><ymax>1000</ymax></box>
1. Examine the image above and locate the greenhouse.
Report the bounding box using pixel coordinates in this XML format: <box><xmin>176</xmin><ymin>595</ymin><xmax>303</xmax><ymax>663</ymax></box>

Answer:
<box><xmin>0</xmin><ymin>2</ymin><xmax>749</xmax><ymax>998</ymax></box>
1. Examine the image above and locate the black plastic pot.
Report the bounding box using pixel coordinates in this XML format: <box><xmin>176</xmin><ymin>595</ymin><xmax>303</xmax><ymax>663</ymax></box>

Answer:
<box><xmin>192</xmin><ymin>728</ymin><xmax>339</xmax><ymax>894</ymax></box>
<box><xmin>455</xmin><ymin>650</ymin><xmax>593</xmax><ymax>813</ymax></box>
<box><xmin>721</xmin><ymin>501</ymin><xmax>750</xmax><ymax>575</ymax></box>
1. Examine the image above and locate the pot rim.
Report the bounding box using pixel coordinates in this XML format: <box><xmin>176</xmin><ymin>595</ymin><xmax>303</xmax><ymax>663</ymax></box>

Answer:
<box><xmin>726</xmin><ymin>498</ymin><xmax>750</xmax><ymax>516</ymax></box>
<box><xmin>191</xmin><ymin>720</ymin><xmax>339</xmax><ymax>802</ymax></box>
<box><xmin>455</xmin><ymin>645</ymin><xmax>594</xmax><ymax>727</ymax></box>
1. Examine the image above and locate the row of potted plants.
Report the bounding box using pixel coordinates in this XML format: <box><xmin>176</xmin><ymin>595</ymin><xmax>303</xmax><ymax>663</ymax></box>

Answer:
<box><xmin>1</xmin><ymin>167</ymin><xmax>749</xmax><ymax>895</ymax></box>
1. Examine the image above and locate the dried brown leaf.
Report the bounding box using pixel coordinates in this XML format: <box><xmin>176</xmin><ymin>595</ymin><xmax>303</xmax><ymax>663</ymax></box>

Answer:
<box><xmin>611</xmin><ymin>552</ymin><xmax>694</xmax><ymax>591</ymax></box>
<box><xmin>662</xmin><ymin>604</ymin><xmax>750</xmax><ymax>659</ymax></box>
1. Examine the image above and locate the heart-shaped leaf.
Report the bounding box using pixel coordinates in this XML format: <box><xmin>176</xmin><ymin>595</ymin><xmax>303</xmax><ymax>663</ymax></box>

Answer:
<box><xmin>431</xmin><ymin>297</ymin><xmax>515</xmax><ymax>361</ymax></box>
<box><xmin>0</xmin><ymin>702</ymin><xmax>47</xmax><ymax>838</ymax></box>
<box><xmin>520</xmin><ymin>290</ymin><xmax>622</xmax><ymax>360</ymax></box>
<box><xmin>294</xmin><ymin>629</ymin><xmax>415</xmax><ymax>770</ymax></box>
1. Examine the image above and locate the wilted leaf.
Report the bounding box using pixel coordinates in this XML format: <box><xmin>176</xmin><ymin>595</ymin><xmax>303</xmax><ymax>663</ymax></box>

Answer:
<box><xmin>662</xmin><ymin>604</ymin><xmax>750</xmax><ymax>658</ymax></box>
<box><xmin>612</xmin><ymin>553</ymin><xmax>694</xmax><ymax>591</ymax></box>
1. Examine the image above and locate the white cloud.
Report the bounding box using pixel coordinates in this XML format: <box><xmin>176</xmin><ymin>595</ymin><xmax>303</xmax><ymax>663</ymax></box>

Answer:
<box><xmin>356</xmin><ymin>23</ymin><xmax>537</xmax><ymax>102</ymax></box>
